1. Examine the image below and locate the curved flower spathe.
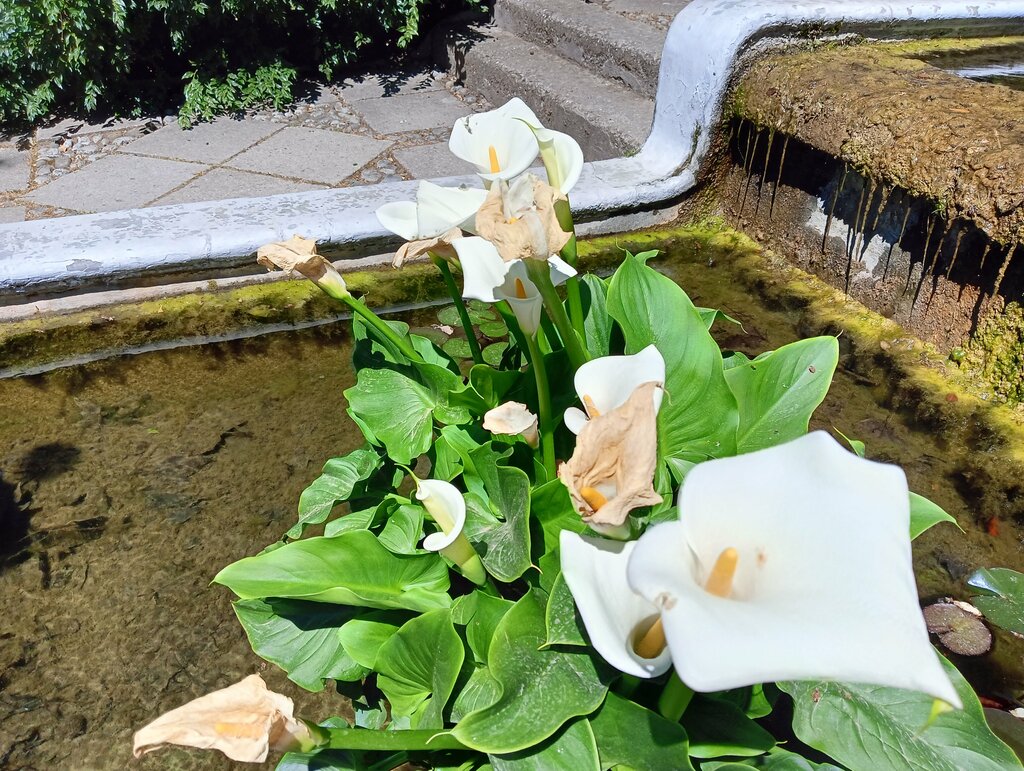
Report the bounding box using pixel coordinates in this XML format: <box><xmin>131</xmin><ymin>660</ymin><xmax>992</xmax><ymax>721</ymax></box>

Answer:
<box><xmin>375</xmin><ymin>181</ymin><xmax>487</xmax><ymax>267</ymax></box>
<box><xmin>416</xmin><ymin>479</ymin><xmax>486</xmax><ymax>586</ymax></box>
<box><xmin>475</xmin><ymin>174</ymin><xmax>572</xmax><ymax>263</ymax></box>
<box><xmin>563</xmin><ymin>344</ymin><xmax>666</xmax><ymax>434</ymax></box>
<box><xmin>133</xmin><ymin>674</ymin><xmax>322</xmax><ymax>763</ymax></box>
<box><xmin>449</xmin><ymin>98</ymin><xmax>540</xmax><ymax>183</ymax></box>
<box><xmin>560</xmin><ymin>531</ymin><xmax>672</xmax><ymax>679</ymax></box>
<box><xmin>454</xmin><ymin>236</ymin><xmax>575</xmax><ymax>336</ymax></box>
<box><xmin>523</xmin><ymin>122</ymin><xmax>584</xmax><ymax>195</ymax></box>
<box><xmin>626</xmin><ymin>431</ymin><xmax>961</xmax><ymax>707</ymax></box>
<box><xmin>558</xmin><ymin>381</ymin><xmax>662</xmax><ymax>538</ymax></box>
<box><xmin>483</xmin><ymin>401</ymin><xmax>539</xmax><ymax>448</ymax></box>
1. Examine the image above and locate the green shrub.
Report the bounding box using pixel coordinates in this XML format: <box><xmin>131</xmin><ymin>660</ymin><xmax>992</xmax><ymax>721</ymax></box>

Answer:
<box><xmin>0</xmin><ymin>0</ymin><xmax>482</xmax><ymax>128</ymax></box>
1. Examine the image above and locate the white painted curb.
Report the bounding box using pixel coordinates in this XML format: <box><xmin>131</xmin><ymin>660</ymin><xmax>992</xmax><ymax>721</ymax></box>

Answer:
<box><xmin>1</xmin><ymin>0</ymin><xmax>1022</xmax><ymax>302</ymax></box>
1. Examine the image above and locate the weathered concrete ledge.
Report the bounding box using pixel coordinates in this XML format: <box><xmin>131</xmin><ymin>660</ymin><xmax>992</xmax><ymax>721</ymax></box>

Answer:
<box><xmin>732</xmin><ymin>37</ymin><xmax>1024</xmax><ymax>246</ymax></box>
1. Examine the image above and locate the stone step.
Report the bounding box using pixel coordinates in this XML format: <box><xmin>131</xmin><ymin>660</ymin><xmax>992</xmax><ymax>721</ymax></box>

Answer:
<box><xmin>452</xmin><ymin>26</ymin><xmax>654</xmax><ymax>160</ymax></box>
<box><xmin>494</xmin><ymin>0</ymin><xmax>667</xmax><ymax>98</ymax></box>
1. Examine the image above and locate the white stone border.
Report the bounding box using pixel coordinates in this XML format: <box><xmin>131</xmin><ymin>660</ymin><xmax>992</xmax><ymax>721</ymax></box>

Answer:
<box><xmin>1</xmin><ymin>0</ymin><xmax>1022</xmax><ymax>302</ymax></box>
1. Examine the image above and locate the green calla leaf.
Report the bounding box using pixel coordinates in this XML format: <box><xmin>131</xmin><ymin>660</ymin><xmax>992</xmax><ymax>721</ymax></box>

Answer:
<box><xmin>375</xmin><ymin>608</ymin><xmax>464</xmax><ymax>729</ymax></box>
<box><xmin>723</xmin><ymin>337</ymin><xmax>839</xmax><ymax>454</ymax></box>
<box><xmin>606</xmin><ymin>250</ymin><xmax>738</xmax><ymax>461</ymax></box>
<box><xmin>779</xmin><ymin>655</ymin><xmax>1023</xmax><ymax>770</ymax></box>
<box><xmin>544</xmin><ymin>572</ymin><xmax>586</xmax><ymax>647</ymax></box>
<box><xmin>377</xmin><ymin>503</ymin><xmax>425</xmax><ymax>555</ymax></box>
<box><xmin>277</xmin><ymin>748</ymin><xmax>357</xmax><ymax>771</ymax></box>
<box><xmin>581</xmin><ymin>274</ymin><xmax>612</xmax><ymax>357</ymax></box>
<box><xmin>323</xmin><ymin>498</ymin><xmax>390</xmax><ymax>537</ymax></box>
<box><xmin>682</xmin><ymin>694</ymin><xmax>776</xmax><ymax>758</ymax></box>
<box><xmin>451</xmin><ymin>589</ymin><xmax>609</xmax><ymax>753</ymax></box>
<box><xmin>232</xmin><ymin>598</ymin><xmax>366</xmax><ymax>691</ymax></box>
<box><xmin>702</xmin><ymin>747</ymin><xmax>842</xmax><ymax>770</ymax></box>
<box><xmin>969</xmin><ymin>568</ymin><xmax>1024</xmax><ymax>635</ymax></box>
<box><xmin>589</xmin><ymin>691</ymin><xmax>693</xmax><ymax>771</ymax></box>
<box><xmin>463</xmin><ymin>449</ymin><xmax>532</xmax><ymax>582</ymax></box>
<box><xmin>531</xmin><ymin>479</ymin><xmax>585</xmax><ymax>555</ymax></box>
<box><xmin>344</xmin><ymin>368</ymin><xmax>436</xmax><ymax>465</ymax></box>
<box><xmin>214</xmin><ymin>530</ymin><xmax>451</xmax><ymax>612</ymax></box>
<box><xmin>909</xmin><ymin>492</ymin><xmax>960</xmax><ymax>540</ymax></box>
<box><xmin>489</xmin><ymin>717</ymin><xmax>600</xmax><ymax>770</ymax></box>
<box><xmin>291</xmin><ymin>447</ymin><xmax>381</xmax><ymax>538</ymax></box>
<box><xmin>452</xmin><ymin>590</ymin><xmax>515</xmax><ymax>665</ymax></box>
<box><xmin>697</xmin><ymin>306</ymin><xmax>744</xmax><ymax>332</ymax></box>
<box><xmin>337</xmin><ymin>612</ymin><xmax>404</xmax><ymax>669</ymax></box>
<box><xmin>452</xmin><ymin>666</ymin><xmax>503</xmax><ymax>722</ymax></box>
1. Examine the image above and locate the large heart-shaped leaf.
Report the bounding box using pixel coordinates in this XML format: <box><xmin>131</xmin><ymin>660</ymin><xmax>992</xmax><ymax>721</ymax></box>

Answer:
<box><xmin>291</xmin><ymin>447</ymin><xmax>381</xmax><ymax>538</ymax></box>
<box><xmin>214</xmin><ymin>530</ymin><xmax>451</xmax><ymax>612</ymax></box>
<box><xmin>589</xmin><ymin>691</ymin><xmax>694</xmax><ymax>771</ymax></box>
<box><xmin>489</xmin><ymin>717</ymin><xmax>600</xmax><ymax>770</ymax></box>
<box><xmin>232</xmin><ymin>598</ymin><xmax>366</xmax><ymax>690</ymax></box>
<box><xmin>969</xmin><ymin>568</ymin><xmax>1024</xmax><ymax>635</ymax></box>
<box><xmin>345</xmin><ymin>369</ymin><xmax>436</xmax><ymax>465</ymax></box>
<box><xmin>375</xmin><ymin>609</ymin><xmax>464</xmax><ymax>729</ymax></box>
<box><xmin>723</xmin><ymin>337</ymin><xmax>838</xmax><ymax>454</ymax></box>
<box><xmin>779</xmin><ymin>655</ymin><xmax>1022</xmax><ymax>770</ymax></box>
<box><xmin>451</xmin><ymin>590</ymin><xmax>608</xmax><ymax>753</ymax></box>
<box><xmin>606</xmin><ymin>251</ymin><xmax>738</xmax><ymax>460</ymax></box>
<box><xmin>462</xmin><ymin>448</ymin><xmax>532</xmax><ymax>582</ymax></box>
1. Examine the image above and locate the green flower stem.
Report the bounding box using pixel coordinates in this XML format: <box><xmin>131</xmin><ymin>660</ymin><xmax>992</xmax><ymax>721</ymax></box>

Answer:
<box><xmin>560</xmin><ymin>233</ymin><xmax>587</xmax><ymax>347</ymax></box>
<box><xmin>525</xmin><ymin>260</ymin><xmax>589</xmax><ymax>370</ymax></box>
<box><xmin>431</xmin><ymin>254</ymin><xmax>484</xmax><ymax>365</ymax></box>
<box><xmin>494</xmin><ymin>301</ymin><xmax>531</xmax><ymax>364</ymax></box>
<box><xmin>524</xmin><ymin>332</ymin><xmax>556</xmax><ymax>480</ymax></box>
<box><xmin>344</xmin><ymin>295</ymin><xmax>423</xmax><ymax>363</ymax></box>
<box><xmin>322</xmin><ymin>728</ymin><xmax>469</xmax><ymax>751</ymax></box>
<box><xmin>554</xmin><ymin>197</ymin><xmax>587</xmax><ymax>347</ymax></box>
<box><xmin>658</xmin><ymin>672</ymin><xmax>694</xmax><ymax>722</ymax></box>
<box><xmin>538</xmin><ymin>313</ymin><xmax>559</xmax><ymax>354</ymax></box>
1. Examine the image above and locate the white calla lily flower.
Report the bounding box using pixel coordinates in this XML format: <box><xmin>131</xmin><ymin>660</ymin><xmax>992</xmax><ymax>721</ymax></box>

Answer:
<box><xmin>375</xmin><ymin>181</ymin><xmax>486</xmax><ymax>241</ymax></box>
<box><xmin>375</xmin><ymin>181</ymin><xmax>487</xmax><ymax>267</ymax></box>
<box><xmin>624</xmin><ymin>431</ymin><xmax>961</xmax><ymax>707</ymax></box>
<box><xmin>449</xmin><ymin>98</ymin><xmax>541</xmax><ymax>183</ymax></box>
<box><xmin>564</xmin><ymin>344</ymin><xmax>666</xmax><ymax>434</ymax></box>
<box><xmin>524</xmin><ymin>123</ymin><xmax>584</xmax><ymax>195</ymax></box>
<box><xmin>416</xmin><ymin>479</ymin><xmax>486</xmax><ymax>586</ymax></box>
<box><xmin>559</xmin><ymin>531</ymin><xmax>672</xmax><ymax>679</ymax></box>
<box><xmin>453</xmin><ymin>236</ymin><xmax>575</xmax><ymax>335</ymax></box>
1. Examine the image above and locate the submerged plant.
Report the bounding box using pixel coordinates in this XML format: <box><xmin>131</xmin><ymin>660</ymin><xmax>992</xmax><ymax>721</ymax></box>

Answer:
<box><xmin>136</xmin><ymin>99</ymin><xmax>1023</xmax><ymax>771</ymax></box>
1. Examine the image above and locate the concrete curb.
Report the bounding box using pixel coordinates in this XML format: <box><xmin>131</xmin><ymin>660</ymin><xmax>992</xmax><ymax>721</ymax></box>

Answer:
<box><xmin>2</xmin><ymin>0</ymin><xmax>1023</xmax><ymax>304</ymax></box>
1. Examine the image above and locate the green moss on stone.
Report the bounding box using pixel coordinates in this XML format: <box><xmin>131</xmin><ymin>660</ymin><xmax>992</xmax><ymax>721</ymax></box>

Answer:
<box><xmin>967</xmin><ymin>302</ymin><xmax>1024</xmax><ymax>403</ymax></box>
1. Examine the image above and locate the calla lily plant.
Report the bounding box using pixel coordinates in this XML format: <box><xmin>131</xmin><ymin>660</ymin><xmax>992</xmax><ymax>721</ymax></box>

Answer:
<box><xmin>164</xmin><ymin>98</ymin><xmax>1017</xmax><ymax>771</ymax></box>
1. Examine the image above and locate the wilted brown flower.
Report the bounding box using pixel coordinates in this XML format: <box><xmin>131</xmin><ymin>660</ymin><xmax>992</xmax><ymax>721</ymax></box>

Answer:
<box><xmin>475</xmin><ymin>175</ymin><xmax>571</xmax><ymax>262</ymax></box>
<box><xmin>558</xmin><ymin>381</ymin><xmax>662</xmax><ymax>533</ymax></box>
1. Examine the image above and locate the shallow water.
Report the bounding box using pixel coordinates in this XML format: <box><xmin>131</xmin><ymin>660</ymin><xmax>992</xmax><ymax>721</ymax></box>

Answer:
<box><xmin>917</xmin><ymin>42</ymin><xmax>1024</xmax><ymax>91</ymax></box>
<box><xmin>1</xmin><ymin>244</ymin><xmax>1021</xmax><ymax>769</ymax></box>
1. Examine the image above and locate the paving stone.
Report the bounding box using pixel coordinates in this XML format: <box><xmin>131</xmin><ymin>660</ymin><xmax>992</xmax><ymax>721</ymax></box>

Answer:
<box><xmin>26</xmin><ymin>154</ymin><xmax>204</xmax><ymax>213</ymax></box>
<box><xmin>0</xmin><ymin>148</ymin><xmax>30</xmax><ymax>192</ymax></box>
<box><xmin>121</xmin><ymin>118</ymin><xmax>282</xmax><ymax>164</ymax></box>
<box><xmin>152</xmin><ymin>168</ymin><xmax>326</xmax><ymax>206</ymax></box>
<box><xmin>35</xmin><ymin>116</ymin><xmax>155</xmax><ymax>141</ymax></box>
<box><xmin>393</xmin><ymin>142</ymin><xmax>476</xmax><ymax>180</ymax></box>
<box><xmin>0</xmin><ymin>206</ymin><xmax>26</xmax><ymax>224</ymax></box>
<box><xmin>338</xmin><ymin>72</ymin><xmax>443</xmax><ymax>102</ymax></box>
<box><xmin>354</xmin><ymin>92</ymin><xmax>472</xmax><ymax>134</ymax></box>
<box><xmin>226</xmin><ymin>127</ymin><xmax>391</xmax><ymax>184</ymax></box>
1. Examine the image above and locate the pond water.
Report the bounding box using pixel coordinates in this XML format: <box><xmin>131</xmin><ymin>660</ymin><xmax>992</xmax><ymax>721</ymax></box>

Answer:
<box><xmin>917</xmin><ymin>42</ymin><xmax>1024</xmax><ymax>91</ymax></box>
<box><xmin>1</xmin><ymin>240</ymin><xmax>1021</xmax><ymax>769</ymax></box>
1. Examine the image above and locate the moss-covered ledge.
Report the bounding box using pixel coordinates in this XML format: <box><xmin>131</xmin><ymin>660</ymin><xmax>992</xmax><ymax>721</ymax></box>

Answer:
<box><xmin>731</xmin><ymin>37</ymin><xmax>1024</xmax><ymax>246</ymax></box>
<box><xmin>2</xmin><ymin>223</ymin><xmax>1022</xmax><ymax>464</ymax></box>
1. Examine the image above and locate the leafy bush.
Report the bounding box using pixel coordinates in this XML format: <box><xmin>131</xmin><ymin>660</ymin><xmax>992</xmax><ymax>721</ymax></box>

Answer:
<box><xmin>0</xmin><ymin>0</ymin><xmax>481</xmax><ymax>127</ymax></box>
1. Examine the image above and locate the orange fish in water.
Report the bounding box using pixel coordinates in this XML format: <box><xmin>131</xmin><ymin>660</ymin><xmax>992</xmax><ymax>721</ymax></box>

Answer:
<box><xmin>986</xmin><ymin>517</ymin><xmax>1000</xmax><ymax>538</ymax></box>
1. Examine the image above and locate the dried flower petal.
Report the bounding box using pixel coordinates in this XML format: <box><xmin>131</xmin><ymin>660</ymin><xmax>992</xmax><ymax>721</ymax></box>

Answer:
<box><xmin>133</xmin><ymin>674</ymin><xmax>315</xmax><ymax>763</ymax></box>
<box><xmin>257</xmin><ymin>236</ymin><xmax>348</xmax><ymax>299</ymax></box>
<box><xmin>392</xmin><ymin>227</ymin><xmax>463</xmax><ymax>268</ymax></box>
<box><xmin>559</xmin><ymin>381</ymin><xmax>662</xmax><ymax>529</ymax></box>
<box><xmin>475</xmin><ymin>176</ymin><xmax>572</xmax><ymax>262</ymax></box>
<box><xmin>483</xmin><ymin>401</ymin><xmax>539</xmax><ymax>447</ymax></box>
